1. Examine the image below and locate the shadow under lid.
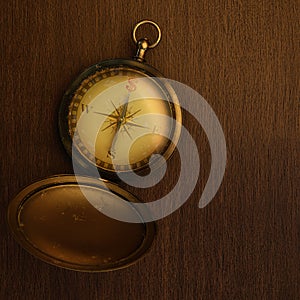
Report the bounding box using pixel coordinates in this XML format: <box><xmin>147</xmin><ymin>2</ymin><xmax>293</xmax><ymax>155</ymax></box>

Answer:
<box><xmin>7</xmin><ymin>175</ymin><xmax>155</xmax><ymax>272</ymax></box>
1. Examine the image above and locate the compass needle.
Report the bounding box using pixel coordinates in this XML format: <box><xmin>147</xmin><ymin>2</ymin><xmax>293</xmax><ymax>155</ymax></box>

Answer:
<box><xmin>126</xmin><ymin>109</ymin><xmax>142</xmax><ymax>119</ymax></box>
<box><xmin>111</xmin><ymin>101</ymin><xmax>121</xmax><ymax>116</ymax></box>
<box><xmin>126</xmin><ymin>120</ymin><xmax>149</xmax><ymax>129</ymax></box>
<box><xmin>123</xmin><ymin>125</ymin><xmax>133</xmax><ymax>140</ymax></box>
<box><xmin>121</xmin><ymin>93</ymin><xmax>130</xmax><ymax>119</ymax></box>
<box><xmin>93</xmin><ymin>111</ymin><xmax>119</xmax><ymax>119</ymax></box>
<box><xmin>101</xmin><ymin>121</ymin><xmax>118</xmax><ymax>131</ymax></box>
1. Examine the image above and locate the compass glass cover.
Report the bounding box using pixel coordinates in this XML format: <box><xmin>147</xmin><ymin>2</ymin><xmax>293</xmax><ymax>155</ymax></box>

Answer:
<box><xmin>63</xmin><ymin>63</ymin><xmax>181</xmax><ymax>173</ymax></box>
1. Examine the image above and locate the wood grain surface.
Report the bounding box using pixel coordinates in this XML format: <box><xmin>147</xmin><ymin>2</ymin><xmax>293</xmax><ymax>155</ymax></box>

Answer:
<box><xmin>1</xmin><ymin>1</ymin><xmax>299</xmax><ymax>299</ymax></box>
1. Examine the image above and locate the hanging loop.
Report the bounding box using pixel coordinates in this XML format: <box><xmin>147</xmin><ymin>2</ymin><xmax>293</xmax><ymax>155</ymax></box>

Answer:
<box><xmin>132</xmin><ymin>20</ymin><xmax>161</xmax><ymax>49</ymax></box>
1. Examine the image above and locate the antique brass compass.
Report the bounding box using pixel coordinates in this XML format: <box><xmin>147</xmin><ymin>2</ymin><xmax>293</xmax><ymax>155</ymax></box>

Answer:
<box><xmin>8</xmin><ymin>20</ymin><xmax>180</xmax><ymax>272</ymax></box>
<box><xmin>59</xmin><ymin>20</ymin><xmax>182</xmax><ymax>175</ymax></box>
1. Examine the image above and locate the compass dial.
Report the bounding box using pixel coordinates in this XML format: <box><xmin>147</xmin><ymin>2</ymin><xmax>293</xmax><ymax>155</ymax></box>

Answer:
<box><xmin>60</xmin><ymin>61</ymin><xmax>181</xmax><ymax>174</ymax></box>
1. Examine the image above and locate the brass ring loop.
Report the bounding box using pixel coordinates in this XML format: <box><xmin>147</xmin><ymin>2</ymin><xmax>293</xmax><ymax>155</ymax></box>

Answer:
<box><xmin>132</xmin><ymin>20</ymin><xmax>161</xmax><ymax>49</ymax></box>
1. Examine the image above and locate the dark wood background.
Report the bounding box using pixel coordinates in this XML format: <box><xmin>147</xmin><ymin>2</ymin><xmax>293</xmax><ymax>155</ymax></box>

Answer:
<box><xmin>1</xmin><ymin>1</ymin><xmax>299</xmax><ymax>299</ymax></box>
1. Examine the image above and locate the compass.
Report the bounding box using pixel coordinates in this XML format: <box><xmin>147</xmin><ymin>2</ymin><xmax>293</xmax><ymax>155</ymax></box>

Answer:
<box><xmin>59</xmin><ymin>20</ymin><xmax>182</xmax><ymax>176</ymax></box>
<box><xmin>8</xmin><ymin>20</ymin><xmax>180</xmax><ymax>272</ymax></box>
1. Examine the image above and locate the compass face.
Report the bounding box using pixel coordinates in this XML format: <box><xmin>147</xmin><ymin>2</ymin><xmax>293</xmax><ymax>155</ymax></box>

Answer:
<box><xmin>60</xmin><ymin>60</ymin><xmax>181</xmax><ymax>173</ymax></box>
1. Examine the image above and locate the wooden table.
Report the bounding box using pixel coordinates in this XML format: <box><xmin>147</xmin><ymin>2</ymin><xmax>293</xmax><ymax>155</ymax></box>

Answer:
<box><xmin>1</xmin><ymin>1</ymin><xmax>298</xmax><ymax>299</ymax></box>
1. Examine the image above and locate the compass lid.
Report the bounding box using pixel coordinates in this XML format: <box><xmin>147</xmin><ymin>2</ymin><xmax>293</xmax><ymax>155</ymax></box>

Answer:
<box><xmin>7</xmin><ymin>175</ymin><xmax>155</xmax><ymax>272</ymax></box>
